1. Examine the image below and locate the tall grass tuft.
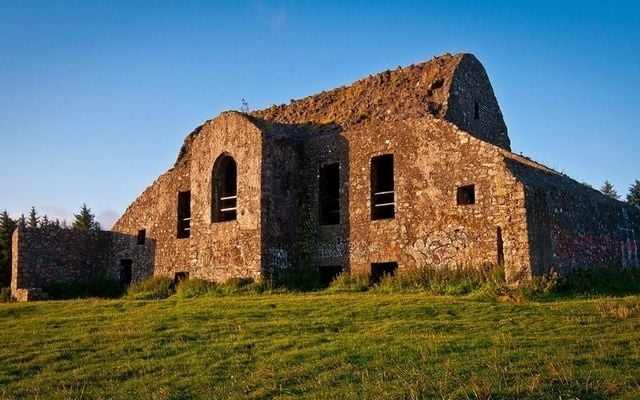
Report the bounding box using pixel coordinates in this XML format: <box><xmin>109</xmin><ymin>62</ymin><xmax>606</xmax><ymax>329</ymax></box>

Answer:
<box><xmin>326</xmin><ymin>272</ymin><xmax>370</xmax><ymax>292</ymax></box>
<box><xmin>211</xmin><ymin>277</ymin><xmax>277</xmax><ymax>295</ymax></box>
<box><xmin>175</xmin><ymin>279</ymin><xmax>217</xmax><ymax>298</ymax></box>
<box><xmin>126</xmin><ymin>276</ymin><xmax>174</xmax><ymax>300</ymax></box>
<box><xmin>372</xmin><ymin>264</ymin><xmax>504</xmax><ymax>295</ymax></box>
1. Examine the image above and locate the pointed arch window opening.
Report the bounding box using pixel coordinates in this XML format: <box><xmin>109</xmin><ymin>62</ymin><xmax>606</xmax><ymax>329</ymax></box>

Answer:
<box><xmin>212</xmin><ymin>154</ymin><xmax>238</xmax><ymax>222</ymax></box>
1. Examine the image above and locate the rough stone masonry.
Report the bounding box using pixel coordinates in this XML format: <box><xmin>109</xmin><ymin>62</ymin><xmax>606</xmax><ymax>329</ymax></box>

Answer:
<box><xmin>11</xmin><ymin>53</ymin><xmax>640</xmax><ymax>300</ymax></box>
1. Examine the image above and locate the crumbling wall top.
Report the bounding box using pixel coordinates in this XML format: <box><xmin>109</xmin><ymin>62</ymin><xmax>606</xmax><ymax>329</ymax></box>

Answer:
<box><xmin>251</xmin><ymin>53</ymin><xmax>464</xmax><ymax>128</ymax></box>
<box><xmin>250</xmin><ymin>53</ymin><xmax>509</xmax><ymax>149</ymax></box>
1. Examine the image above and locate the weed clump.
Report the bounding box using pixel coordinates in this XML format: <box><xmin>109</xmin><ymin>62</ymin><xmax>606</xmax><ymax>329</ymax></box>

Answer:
<box><xmin>126</xmin><ymin>276</ymin><xmax>174</xmax><ymax>300</ymax></box>
<box><xmin>327</xmin><ymin>273</ymin><xmax>370</xmax><ymax>292</ymax></box>
<box><xmin>222</xmin><ymin>277</ymin><xmax>255</xmax><ymax>290</ymax></box>
<box><xmin>328</xmin><ymin>264</ymin><xmax>505</xmax><ymax>296</ymax></box>
<box><xmin>375</xmin><ymin>265</ymin><xmax>501</xmax><ymax>295</ymax></box>
<box><xmin>210</xmin><ymin>277</ymin><xmax>269</xmax><ymax>295</ymax></box>
<box><xmin>175</xmin><ymin>279</ymin><xmax>217</xmax><ymax>298</ymax></box>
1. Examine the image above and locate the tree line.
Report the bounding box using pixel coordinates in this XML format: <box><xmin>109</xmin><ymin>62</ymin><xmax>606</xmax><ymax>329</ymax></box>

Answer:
<box><xmin>0</xmin><ymin>203</ymin><xmax>100</xmax><ymax>288</ymax></box>
<box><xmin>600</xmin><ymin>179</ymin><xmax>640</xmax><ymax>206</ymax></box>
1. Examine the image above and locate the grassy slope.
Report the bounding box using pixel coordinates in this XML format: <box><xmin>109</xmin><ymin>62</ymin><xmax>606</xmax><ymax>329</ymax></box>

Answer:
<box><xmin>1</xmin><ymin>294</ymin><xmax>640</xmax><ymax>399</ymax></box>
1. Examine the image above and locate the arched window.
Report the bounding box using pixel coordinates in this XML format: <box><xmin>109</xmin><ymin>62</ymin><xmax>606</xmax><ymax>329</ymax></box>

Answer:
<box><xmin>212</xmin><ymin>154</ymin><xmax>237</xmax><ymax>222</ymax></box>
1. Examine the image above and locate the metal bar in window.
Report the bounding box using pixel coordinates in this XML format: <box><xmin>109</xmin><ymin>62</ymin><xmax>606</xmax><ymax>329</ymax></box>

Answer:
<box><xmin>374</xmin><ymin>202</ymin><xmax>396</xmax><ymax>207</ymax></box>
<box><xmin>220</xmin><ymin>195</ymin><xmax>237</xmax><ymax>201</ymax></box>
<box><xmin>220</xmin><ymin>207</ymin><xmax>237</xmax><ymax>212</ymax></box>
<box><xmin>373</xmin><ymin>191</ymin><xmax>394</xmax><ymax>196</ymax></box>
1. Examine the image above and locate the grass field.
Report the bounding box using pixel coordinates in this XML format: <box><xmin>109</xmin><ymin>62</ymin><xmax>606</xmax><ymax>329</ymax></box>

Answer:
<box><xmin>1</xmin><ymin>293</ymin><xmax>640</xmax><ymax>399</ymax></box>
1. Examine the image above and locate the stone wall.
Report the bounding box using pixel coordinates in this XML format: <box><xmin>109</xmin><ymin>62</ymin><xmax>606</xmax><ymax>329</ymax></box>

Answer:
<box><xmin>98</xmin><ymin>51</ymin><xmax>640</xmax><ymax>290</ymax></box>
<box><xmin>11</xmin><ymin>227</ymin><xmax>112</xmax><ymax>301</ymax></box>
<box><xmin>113</xmin><ymin>112</ymin><xmax>266</xmax><ymax>283</ymax></box>
<box><xmin>334</xmin><ymin>117</ymin><xmax>530</xmax><ymax>282</ymax></box>
<box><xmin>506</xmin><ymin>158</ymin><xmax>640</xmax><ymax>274</ymax></box>
<box><xmin>111</xmin><ymin>163</ymin><xmax>191</xmax><ymax>280</ymax></box>
<box><xmin>189</xmin><ymin>112</ymin><xmax>264</xmax><ymax>282</ymax></box>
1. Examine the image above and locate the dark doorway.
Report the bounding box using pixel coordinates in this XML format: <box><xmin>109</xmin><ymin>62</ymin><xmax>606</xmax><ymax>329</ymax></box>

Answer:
<box><xmin>174</xmin><ymin>272</ymin><xmax>189</xmax><ymax>285</ymax></box>
<box><xmin>119</xmin><ymin>259</ymin><xmax>133</xmax><ymax>286</ymax></box>
<box><xmin>497</xmin><ymin>226</ymin><xmax>505</xmax><ymax>266</ymax></box>
<box><xmin>319</xmin><ymin>163</ymin><xmax>340</xmax><ymax>225</ymax></box>
<box><xmin>318</xmin><ymin>265</ymin><xmax>342</xmax><ymax>288</ymax></box>
<box><xmin>370</xmin><ymin>262</ymin><xmax>397</xmax><ymax>285</ymax></box>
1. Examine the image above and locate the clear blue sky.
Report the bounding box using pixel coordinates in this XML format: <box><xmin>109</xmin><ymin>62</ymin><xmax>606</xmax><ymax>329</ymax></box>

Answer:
<box><xmin>1</xmin><ymin>1</ymin><xmax>639</xmax><ymax>228</ymax></box>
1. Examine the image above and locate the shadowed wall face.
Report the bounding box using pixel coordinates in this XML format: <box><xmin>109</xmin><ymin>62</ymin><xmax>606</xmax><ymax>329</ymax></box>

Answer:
<box><xmin>505</xmin><ymin>158</ymin><xmax>640</xmax><ymax>275</ymax></box>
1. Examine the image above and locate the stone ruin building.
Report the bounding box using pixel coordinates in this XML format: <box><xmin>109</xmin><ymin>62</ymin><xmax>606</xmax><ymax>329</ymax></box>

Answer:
<box><xmin>11</xmin><ymin>53</ymin><xmax>640</xmax><ymax>300</ymax></box>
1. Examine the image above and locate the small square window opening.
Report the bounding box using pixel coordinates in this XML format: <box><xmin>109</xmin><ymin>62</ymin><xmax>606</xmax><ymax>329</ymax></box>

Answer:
<box><xmin>457</xmin><ymin>185</ymin><xmax>476</xmax><ymax>206</ymax></box>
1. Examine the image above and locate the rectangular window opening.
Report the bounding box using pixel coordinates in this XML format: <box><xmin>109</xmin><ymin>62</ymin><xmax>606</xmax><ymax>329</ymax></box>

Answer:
<box><xmin>370</xmin><ymin>262</ymin><xmax>397</xmax><ymax>285</ymax></box>
<box><xmin>474</xmin><ymin>101</ymin><xmax>480</xmax><ymax>120</ymax></box>
<box><xmin>457</xmin><ymin>184</ymin><xmax>476</xmax><ymax>206</ymax></box>
<box><xmin>371</xmin><ymin>154</ymin><xmax>395</xmax><ymax>220</ymax></box>
<box><xmin>318</xmin><ymin>265</ymin><xmax>342</xmax><ymax>288</ymax></box>
<box><xmin>119</xmin><ymin>259</ymin><xmax>132</xmax><ymax>286</ymax></box>
<box><xmin>137</xmin><ymin>229</ymin><xmax>146</xmax><ymax>245</ymax></box>
<box><xmin>319</xmin><ymin>163</ymin><xmax>340</xmax><ymax>225</ymax></box>
<box><xmin>177</xmin><ymin>190</ymin><xmax>191</xmax><ymax>238</ymax></box>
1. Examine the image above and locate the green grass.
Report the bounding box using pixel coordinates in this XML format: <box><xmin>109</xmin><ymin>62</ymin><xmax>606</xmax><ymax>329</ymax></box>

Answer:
<box><xmin>1</xmin><ymin>293</ymin><xmax>640</xmax><ymax>399</ymax></box>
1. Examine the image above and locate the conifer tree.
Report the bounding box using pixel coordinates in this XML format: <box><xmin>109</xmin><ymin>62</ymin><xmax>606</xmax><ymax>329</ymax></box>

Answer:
<box><xmin>0</xmin><ymin>210</ymin><xmax>16</xmax><ymax>287</ymax></box>
<box><xmin>40</xmin><ymin>215</ymin><xmax>50</xmax><ymax>228</ymax></box>
<box><xmin>627</xmin><ymin>179</ymin><xmax>640</xmax><ymax>208</ymax></box>
<box><xmin>17</xmin><ymin>214</ymin><xmax>26</xmax><ymax>230</ymax></box>
<box><xmin>600</xmin><ymin>180</ymin><xmax>620</xmax><ymax>200</ymax></box>
<box><xmin>72</xmin><ymin>203</ymin><xmax>101</xmax><ymax>231</ymax></box>
<box><xmin>27</xmin><ymin>207</ymin><xmax>39</xmax><ymax>228</ymax></box>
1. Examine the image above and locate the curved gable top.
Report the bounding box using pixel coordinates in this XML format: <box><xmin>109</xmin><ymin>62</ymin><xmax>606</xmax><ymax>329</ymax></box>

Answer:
<box><xmin>174</xmin><ymin>111</ymin><xmax>265</xmax><ymax>167</ymax></box>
